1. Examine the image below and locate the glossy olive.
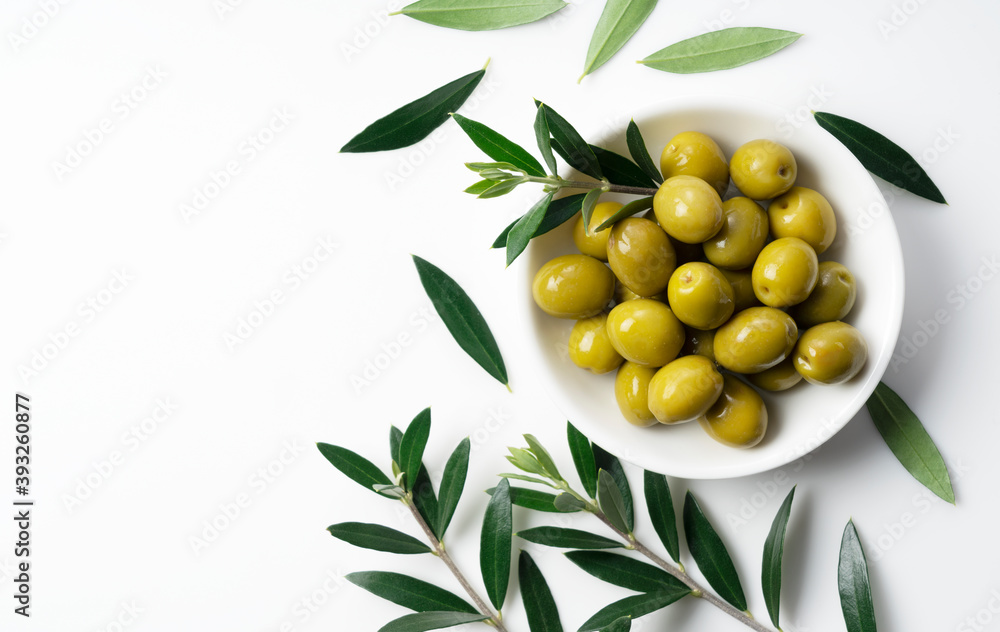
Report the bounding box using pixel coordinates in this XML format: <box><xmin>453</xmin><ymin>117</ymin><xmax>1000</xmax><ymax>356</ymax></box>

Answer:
<box><xmin>667</xmin><ymin>262</ymin><xmax>735</xmax><ymax>330</ymax></box>
<box><xmin>607</xmin><ymin>217</ymin><xmax>676</xmax><ymax>298</ymax></box>
<box><xmin>752</xmin><ymin>237</ymin><xmax>819</xmax><ymax>308</ymax></box>
<box><xmin>730</xmin><ymin>139</ymin><xmax>797</xmax><ymax>200</ymax></box>
<box><xmin>653</xmin><ymin>175</ymin><xmax>725</xmax><ymax>244</ymax></box>
<box><xmin>720</xmin><ymin>268</ymin><xmax>761</xmax><ymax>312</ymax></box>
<box><xmin>699</xmin><ymin>375</ymin><xmax>768</xmax><ymax>448</ymax></box>
<box><xmin>573</xmin><ymin>201</ymin><xmax>622</xmax><ymax>261</ymax></box>
<box><xmin>568</xmin><ymin>313</ymin><xmax>624</xmax><ymax>374</ymax></box>
<box><xmin>768</xmin><ymin>187</ymin><xmax>837</xmax><ymax>254</ymax></box>
<box><xmin>793</xmin><ymin>321</ymin><xmax>868</xmax><ymax>385</ymax></box>
<box><xmin>648</xmin><ymin>355</ymin><xmax>724</xmax><ymax>425</ymax></box>
<box><xmin>532</xmin><ymin>254</ymin><xmax>615</xmax><ymax>319</ymax></box>
<box><xmin>682</xmin><ymin>327</ymin><xmax>716</xmax><ymax>363</ymax></box>
<box><xmin>614</xmin><ymin>362</ymin><xmax>658</xmax><ymax>427</ymax></box>
<box><xmin>789</xmin><ymin>261</ymin><xmax>857</xmax><ymax>328</ymax></box>
<box><xmin>659</xmin><ymin>131</ymin><xmax>730</xmax><ymax>196</ymax></box>
<box><xmin>747</xmin><ymin>355</ymin><xmax>803</xmax><ymax>392</ymax></box>
<box><xmin>703</xmin><ymin>197</ymin><xmax>769</xmax><ymax>270</ymax></box>
<box><xmin>714</xmin><ymin>307</ymin><xmax>798</xmax><ymax>374</ymax></box>
<box><xmin>606</xmin><ymin>299</ymin><xmax>685</xmax><ymax>367</ymax></box>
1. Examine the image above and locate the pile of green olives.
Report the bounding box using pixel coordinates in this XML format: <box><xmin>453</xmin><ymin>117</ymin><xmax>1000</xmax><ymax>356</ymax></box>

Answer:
<box><xmin>532</xmin><ymin>131</ymin><xmax>868</xmax><ymax>450</ymax></box>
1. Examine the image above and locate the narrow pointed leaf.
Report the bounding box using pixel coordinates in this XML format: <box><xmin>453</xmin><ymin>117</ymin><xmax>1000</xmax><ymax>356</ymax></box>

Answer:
<box><xmin>492</xmin><ymin>193</ymin><xmax>586</xmax><ymax>248</ymax></box>
<box><xmin>597</xmin><ymin>469</ymin><xmax>629</xmax><ymax>534</ymax></box>
<box><xmin>643</xmin><ymin>471</ymin><xmax>679</xmax><ymax>564</ymax></box>
<box><xmin>580</xmin><ymin>188</ymin><xmax>603</xmax><ymax>236</ymax></box>
<box><xmin>488</xmin><ymin>486</ymin><xmax>581</xmax><ymax>513</ymax></box>
<box><xmin>814</xmin><ymin>112</ymin><xmax>946</xmax><ymax>204</ymax></box>
<box><xmin>328</xmin><ymin>522</ymin><xmax>432</xmax><ymax>555</ymax></box>
<box><xmin>579</xmin><ymin>589</ymin><xmax>690</xmax><ymax>631</ymax></box>
<box><xmin>478</xmin><ymin>177</ymin><xmax>527</xmax><ymax>198</ymax></box>
<box><xmin>683</xmin><ymin>491</ymin><xmax>746</xmax><ymax>611</ymax></box>
<box><xmin>593</xmin><ymin>445</ymin><xmax>633</xmax><ymax>531</ymax></box>
<box><xmin>413</xmin><ymin>255</ymin><xmax>508</xmax><ymax>387</ymax></box>
<box><xmin>507</xmin><ymin>193</ymin><xmax>554</xmax><ymax>266</ymax></box>
<box><xmin>378</xmin><ymin>611</ymin><xmax>489</xmax><ymax>632</ymax></box>
<box><xmin>374</xmin><ymin>484</ymin><xmax>408</xmax><ymax>499</ymax></box>
<box><xmin>535</xmin><ymin>105</ymin><xmax>558</xmax><ymax>175</ymax></box>
<box><xmin>413</xmin><ymin>463</ymin><xmax>442</xmax><ymax>537</ymax></box>
<box><xmin>390</xmin><ymin>426</ymin><xmax>404</xmax><ymax>466</ymax></box>
<box><xmin>481</xmin><ymin>478</ymin><xmax>513</xmax><ymax>609</ymax></box>
<box><xmin>762</xmin><ymin>486</ymin><xmax>796</xmax><ymax>628</ymax></box>
<box><xmin>346</xmin><ymin>571</ymin><xmax>478</xmax><ymax>613</ymax></box>
<box><xmin>626</xmin><ymin>119</ymin><xmax>663</xmax><ymax>185</ymax></box>
<box><xmin>519</xmin><ymin>552</ymin><xmax>564</xmax><ymax>632</ymax></box>
<box><xmin>466</xmin><ymin>161</ymin><xmax>520</xmax><ymax>173</ymax></box>
<box><xmin>524</xmin><ymin>434</ymin><xmax>562</xmax><ymax>481</ymax></box>
<box><xmin>517</xmin><ymin>527</ymin><xmax>623</xmax><ymax>549</ymax></box>
<box><xmin>591</xmin><ymin>146</ymin><xmax>656</xmax><ymax>188</ymax></box>
<box><xmin>536</xmin><ymin>101</ymin><xmax>603</xmax><ymax>179</ymax></box>
<box><xmin>453</xmin><ymin>113</ymin><xmax>545</xmax><ymax>177</ymax></box>
<box><xmin>437</xmin><ymin>438</ymin><xmax>470</xmax><ymax>537</ymax></box>
<box><xmin>593</xmin><ymin>196</ymin><xmax>654</xmax><ymax>232</ymax></box>
<box><xmin>567</xmin><ymin>422</ymin><xmax>598</xmax><ymax>499</ymax></box>
<box><xmin>317</xmin><ymin>443</ymin><xmax>394</xmax><ymax>497</ymax></box>
<box><xmin>554</xmin><ymin>493</ymin><xmax>587</xmax><ymax>512</ymax></box>
<box><xmin>507</xmin><ymin>447</ymin><xmax>548</xmax><ymax>476</ymax></box>
<box><xmin>581</xmin><ymin>0</ymin><xmax>658</xmax><ymax>80</ymax></box>
<box><xmin>399</xmin><ymin>408</ymin><xmax>432</xmax><ymax>492</ymax></box>
<box><xmin>342</xmin><ymin>69</ymin><xmax>484</xmax><ymax>152</ymax></box>
<box><xmin>499</xmin><ymin>472</ymin><xmax>554</xmax><ymax>486</ymax></box>
<box><xmin>867</xmin><ymin>382</ymin><xmax>954</xmax><ymax>503</ymax></box>
<box><xmin>465</xmin><ymin>179</ymin><xmax>499</xmax><ymax>194</ymax></box>
<box><xmin>839</xmin><ymin>520</ymin><xmax>878</xmax><ymax>632</ymax></box>
<box><xmin>396</xmin><ymin>0</ymin><xmax>567</xmax><ymax>31</ymax></box>
<box><xmin>567</xmin><ymin>551</ymin><xmax>687</xmax><ymax>593</ymax></box>
<box><xmin>640</xmin><ymin>27</ymin><xmax>802</xmax><ymax>74</ymax></box>
<box><xmin>598</xmin><ymin>618</ymin><xmax>631</xmax><ymax>632</ymax></box>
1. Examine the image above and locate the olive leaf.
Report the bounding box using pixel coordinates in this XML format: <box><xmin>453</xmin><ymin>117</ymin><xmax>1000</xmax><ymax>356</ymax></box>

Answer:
<box><xmin>553</xmin><ymin>493</ymin><xmax>588</xmax><ymax>512</ymax></box>
<box><xmin>578</xmin><ymin>589</ymin><xmax>690</xmax><ymax>632</ymax></box>
<box><xmin>390</xmin><ymin>425</ymin><xmax>404</xmax><ymax>468</ymax></box>
<box><xmin>643</xmin><ymin>470</ymin><xmax>680</xmax><ymax>564</ymax></box>
<box><xmin>682</xmin><ymin>491</ymin><xmax>747</xmax><ymax>611</ymax></box>
<box><xmin>639</xmin><ymin>27</ymin><xmax>802</xmax><ymax>74</ymax></box>
<box><xmin>591</xmin><ymin>145</ymin><xmax>657</xmax><ymax>188</ymax></box>
<box><xmin>517</xmin><ymin>527</ymin><xmax>624</xmax><ymax>549</ymax></box>
<box><xmin>506</xmin><ymin>193</ymin><xmax>555</xmax><ymax>266</ymax></box>
<box><xmin>762</xmin><ymin>487</ymin><xmax>796</xmax><ymax>628</ymax></box>
<box><xmin>567</xmin><ymin>422</ymin><xmax>598</xmax><ymax>499</ymax></box>
<box><xmin>523</xmin><ymin>434</ymin><xmax>562</xmax><ymax>481</ymax></box>
<box><xmin>499</xmin><ymin>472</ymin><xmax>555</xmax><ymax>487</ymax></box>
<box><xmin>346</xmin><ymin>571</ymin><xmax>479</xmax><ymax>613</ymax></box>
<box><xmin>341</xmin><ymin>68</ymin><xmax>485</xmax><ymax>152</ymax></box>
<box><xmin>492</xmin><ymin>193</ymin><xmax>586</xmax><ymax>249</ymax></box>
<box><xmin>594</xmin><ymin>196</ymin><xmax>654</xmax><ymax>232</ymax></box>
<box><xmin>535</xmin><ymin>101</ymin><xmax>603</xmax><ymax>180</ymax></box>
<box><xmin>598</xmin><ymin>618</ymin><xmax>632</xmax><ymax>632</ymax></box>
<box><xmin>597</xmin><ymin>469</ymin><xmax>630</xmax><ymax>534</ymax></box>
<box><xmin>593</xmin><ymin>444</ymin><xmax>634</xmax><ymax>531</ymax></box>
<box><xmin>534</xmin><ymin>105</ymin><xmax>558</xmax><ymax>175</ymax></box>
<box><xmin>839</xmin><ymin>520</ymin><xmax>878</xmax><ymax>632</ymax></box>
<box><xmin>507</xmin><ymin>447</ymin><xmax>548</xmax><ymax>476</ymax></box>
<box><xmin>814</xmin><ymin>112</ymin><xmax>947</xmax><ymax>204</ymax></box>
<box><xmin>452</xmin><ymin>113</ymin><xmax>546</xmax><ymax>177</ymax></box>
<box><xmin>394</xmin><ymin>0</ymin><xmax>567</xmax><ymax>31</ymax></box>
<box><xmin>464</xmin><ymin>179</ymin><xmax>499</xmax><ymax>195</ymax></box>
<box><xmin>479</xmin><ymin>177</ymin><xmax>528</xmax><ymax>199</ymax></box>
<box><xmin>328</xmin><ymin>522</ymin><xmax>432</xmax><ymax>555</ymax></box>
<box><xmin>378</xmin><ymin>612</ymin><xmax>489</xmax><ymax>632</ymax></box>
<box><xmin>580</xmin><ymin>188</ymin><xmax>604</xmax><ymax>236</ymax></box>
<box><xmin>481</xmin><ymin>478</ymin><xmax>513</xmax><ymax>609</ymax></box>
<box><xmin>580</xmin><ymin>0</ymin><xmax>658</xmax><ymax>81</ymax></box>
<box><xmin>566</xmin><ymin>551</ymin><xmax>687</xmax><ymax>593</ymax></box>
<box><xmin>317</xmin><ymin>443</ymin><xmax>395</xmax><ymax>497</ymax></box>
<box><xmin>488</xmin><ymin>486</ymin><xmax>582</xmax><ymax>513</ymax></box>
<box><xmin>519</xmin><ymin>552</ymin><xmax>564</xmax><ymax>632</ymax></box>
<box><xmin>437</xmin><ymin>438</ymin><xmax>471</xmax><ymax>537</ymax></box>
<box><xmin>626</xmin><ymin>119</ymin><xmax>663</xmax><ymax>185</ymax></box>
<box><xmin>399</xmin><ymin>408</ymin><xmax>432</xmax><ymax>492</ymax></box>
<box><xmin>412</xmin><ymin>463</ymin><xmax>443</xmax><ymax>537</ymax></box>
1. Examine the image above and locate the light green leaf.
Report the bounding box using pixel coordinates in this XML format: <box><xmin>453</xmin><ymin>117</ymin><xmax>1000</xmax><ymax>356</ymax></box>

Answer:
<box><xmin>640</xmin><ymin>27</ymin><xmax>802</xmax><ymax>74</ymax></box>
<box><xmin>580</xmin><ymin>188</ymin><xmax>603</xmax><ymax>236</ymax></box>
<box><xmin>507</xmin><ymin>447</ymin><xmax>548</xmax><ymax>476</ymax></box>
<box><xmin>396</xmin><ymin>0</ymin><xmax>568</xmax><ymax>31</ymax></box>
<box><xmin>465</xmin><ymin>179</ymin><xmax>499</xmax><ymax>194</ymax></box>
<box><xmin>581</xmin><ymin>0</ymin><xmax>658</xmax><ymax>80</ymax></box>
<box><xmin>523</xmin><ymin>434</ymin><xmax>562</xmax><ymax>481</ymax></box>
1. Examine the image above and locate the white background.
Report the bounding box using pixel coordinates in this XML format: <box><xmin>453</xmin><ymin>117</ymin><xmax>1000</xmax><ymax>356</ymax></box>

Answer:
<box><xmin>1</xmin><ymin>1</ymin><xmax>998</xmax><ymax>631</ymax></box>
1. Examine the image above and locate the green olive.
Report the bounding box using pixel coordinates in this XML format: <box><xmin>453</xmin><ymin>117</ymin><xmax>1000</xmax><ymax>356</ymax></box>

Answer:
<box><xmin>659</xmin><ymin>131</ymin><xmax>730</xmax><ymax>196</ymax></box>
<box><xmin>648</xmin><ymin>355</ymin><xmax>724</xmax><ymax>425</ymax></box>
<box><xmin>768</xmin><ymin>187</ymin><xmax>837</xmax><ymax>254</ymax></box>
<box><xmin>573</xmin><ymin>201</ymin><xmax>622</xmax><ymax>261</ymax></box>
<box><xmin>703</xmin><ymin>197</ymin><xmax>769</xmax><ymax>270</ymax></box>
<box><xmin>752</xmin><ymin>237</ymin><xmax>819</xmax><ymax>308</ymax></box>
<box><xmin>682</xmin><ymin>327</ymin><xmax>716</xmax><ymax>363</ymax></box>
<box><xmin>730</xmin><ymin>139</ymin><xmax>797</xmax><ymax>200</ymax></box>
<box><xmin>607</xmin><ymin>217</ymin><xmax>677</xmax><ymax>297</ymax></box>
<box><xmin>699</xmin><ymin>375</ymin><xmax>768</xmax><ymax>448</ymax></box>
<box><xmin>532</xmin><ymin>254</ymin><xmax>615</xmax><ymax>319</ymax></box>
<box><xmin>614</xmin><ymin>362</ymin><xmax>658</xmax><ymax>427</ymax></box>
<box><xmin>747</xmin><ymin>355</ymin><xmax>803</xmax><ymax>392</ymax></box>
<box><xmin>652</xmin><ymin>175</ymin><xmax>725</xmax><ymax>244</ymax></box>
<box><xmin>606</xmin><ymin>299</ymin><xmax>685</xmax><ymax>367</ymax></box>
<box><xmin>793</xmin><ymin>321</ymin><xmax>868</xmax><ymax>385</ymax></box>
<box><xmin>714</xmin><ymin>307</ymin><xmax>798</xmax><ymax>374</ymax></box>
<box><xmin>568</xmin><ymin>313</ymin><xmax>624</xmax><ymax>374</ymax></box>
<box><xmin>615</xmin><ymin>282</ymin><xmax>666</xmax><ymax>304</ymax></box>
<box><xmin>789</xmin><ymin>261</ymin><xmax>857</xmax><ymax>328</ymax></box>
<box><xmin>667</xmin><ymin>262</ymin><xmax>735</xmax><ymax>330</ymax></box>
<box><xmin>720</xmin><ymin>268</ymin><xmax>761</xmax><ymax>312</ymax></box>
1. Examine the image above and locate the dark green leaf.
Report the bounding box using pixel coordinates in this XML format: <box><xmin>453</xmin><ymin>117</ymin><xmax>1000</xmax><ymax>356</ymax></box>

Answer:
<box><xmin>535</xmin><ymin>105</ymin><xmax>557</xmax><ymax>175</ymax></box>
<box><xmin>597</xmin><ymin>469</ymin><xmax>629</xmax><ymax>534</ymax></box>
<box><xmin>814</xmin><ymin>112</ymin><xmax>946</xmax><ymax>204</ymax></box>
<box><xmin>481</xmin><ymin>478</ymin><xmax>513</xmax><ymax>609</ymax></box>
<box><xmin>465</xmin><ymin>179</ymin><xmax>498</xmax><ymax>194</ymax></box>
<box><xmin>581</xmin><ymin>0</ymin><xmax>658</xmax><ymax>80</ymax></box>
<box><xmin>437</xmin><ymin>438</ymin><xmax>471</xmax><ymax>537</ymax></box>
<box><xmin>580</xmin><ymin>189</ymin><xmax>603</xmax><ymax>236</ymax></box>
<box><xmin>517</xmin><ymin>527</ymin><xmax>623</xmax><ymax>549</ymax></box>
<box><xmin>390</xmin><ymin>426</ymin><xmax>404</xmax><ymax>468</ymax></box>
<box><xmin>488</xmin><ymin>486</ymin><xmax>581</xmax><ymax>513</ymax></box>
<box><xmin>327</xmin><ymin>522</ymin><xmax>432</xmax><ymax>555</ymax></box>
<box><xmin>839</xmin><ymin>520</ymin><xmax>878</xmax><ymax>632</ymax></box>
<box><xmin>554</xmin><ymin>493</ymin><xmax>588</xmax><ymax>512</ymax></box>
<box><xmin>536</xmin><ymin>101</ymin><xmax>603</xmax><ymax>180</ymax></box>
<box><xmin>598</xmin><ymin>618</ymin><xmax>631</xmax><ymax>632</ymax></box>
<box><xmin>639</xmin><ymin>27</ymin><xmax>802</xmax><ymax>74</ymax></box>
<box><xmin>396</xmin><ymin>0</ymin><xmax>567</xmax><ymax>31</ymax></box>
<box><xmin>593</xmin><ymin>196</ymin><xmax>654</xmax><ymax>232</ymax></box>
<box><xmin>378</xmin><ymin>611</ymin><xmax>489</xmax><ymax>632</ymax></box>
<box><xmin>867</xmin><ymin>382</ymin><xmax>954</xmax><ymax>503</ymax></box>
<box><xmin>578</xmin><ymin>589</ymin><xmax>690</xmax><ymax>631</ymax></box>
<box><xmin>567</xmin><ymin>422</ymin><xmax>598</xmax><ymax>499</ymax></box>
<box><xmin>478</xmin><ymin>177</ymin><xmax>527</xmax><ymax>199</ymax></box>
<box><xmin>682</xmin><ymin>491</ymin><xmax>746</xmax><ymax>611</ymax></box>
<box><xmin>762</xmin><ymin>487</ymin><xmax>796</xmax><ymax>628</ymax></box>
<box><xmin>643</xmin><ymin>471</ymin><xmax>679</xmax><ymax>564</ymax></box>
<box><xmin>519</xmin><ymin>552</ymin><xmax>564</xmax><ymax>632</ymax></box>
<box><xmin>413</xmin><ymin>255</ymin><xmax>509</xmax><ymax>388</ymax></box>
<box><xmin>341</xmin><ymin>69</ymin><xmax>484</xmax><ymax>152</ymax></box>
<box><xmin>399</xmin><ymin>408</ymin><xmax>432</xmax><ymax>492</ymax></box>
<box><xmin>523</xmin><ymin>434</ymin><xmax>562</xmax><ymax>481</ymax></box>
<box><xmin>506</xmin><ymin>193</ymin><xmax>554</xmax><ymax>266</ymax></box>
<box><xmin>453</xmin><ymin>114</ymin><xmax>545</xmax><ymax>177</ymax></box>
<box><xmin>593</xmin><ymin>445</ymin><xmax>633</xmax><ymax>531</ymax></box>
<box><xmin>566</xmin><ymin>551</ymin><xmax>687</xmax><ymax>593</ymax></box>
<box><xmin>626</xmin><ymin>119</ymin><xmax>663</xmax><ymax>185</ymax></box>
<box><xmin>591</xmin><ymin>146</ymin><xmax>656</xmax><ymax>188</ymax></box>
<box><xmin>346</xmin><ymin>571</ymin><xmax>478</xmax><ymax>614</ymax></box>
<box><xmin>317</xmin><ymin>443</ymin><xmax>393</xmax><ymax>497</ymax></box>
<box><xmin>413</xmin><ymin>463</ymin><xmax>442</xmax><ymax>537</ymax></box>
<box><xmin>492</xmin><ymin>194</ymin><xmax>586</xmax><ymax>249</ymax></box>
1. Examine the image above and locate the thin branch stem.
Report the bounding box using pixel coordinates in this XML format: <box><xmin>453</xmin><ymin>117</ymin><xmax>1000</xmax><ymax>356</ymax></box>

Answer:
<box><xmin>522</xmin><ymin>175</ymin><xmax>659</xmax><ymax>197</ymax></box>
<box><xmin>405</xmin><ymin>499</ymin><xmax>509</xmax><ymax>632</ymax></box>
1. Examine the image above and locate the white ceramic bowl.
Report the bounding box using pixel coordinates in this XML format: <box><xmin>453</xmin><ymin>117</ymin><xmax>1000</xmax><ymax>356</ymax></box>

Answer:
<box><xmin>519</xmin><ymin>96</ymin><xmax>904</xmax><ymax>479</ymax></box>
